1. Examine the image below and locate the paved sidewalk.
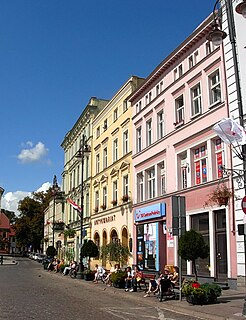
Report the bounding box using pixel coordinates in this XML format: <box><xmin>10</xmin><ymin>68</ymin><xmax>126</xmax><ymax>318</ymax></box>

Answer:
<box><xmin>94</xmin><ymin>280</ymin><xmax>246</xmax><ymax>320</ymax></box>
<box><xmin>0</xmin><ymin>255</ymin><xmax>18</xmax><ymax>265</ymax></box>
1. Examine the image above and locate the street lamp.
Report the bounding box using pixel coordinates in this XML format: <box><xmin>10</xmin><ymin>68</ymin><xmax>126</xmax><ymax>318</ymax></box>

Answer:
<box><xmin>52</xmin><ymin>175</ymin><xmax>59</xmax><ymax>247</ymax></box>
<box><xmin>207</xmin><ymin>0</ymin><xmax>246</xmax><ymax>315</ymax></box>
<box><xmin>76</xmin><ymin>134</ymin><xmax>90</xmax><ymax>279</ymax></box>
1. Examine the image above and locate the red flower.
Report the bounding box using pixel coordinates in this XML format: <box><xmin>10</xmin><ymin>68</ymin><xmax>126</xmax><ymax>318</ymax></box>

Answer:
<box><xmin>192</xmin><ymin>282</ymin><xmax>200</xmax><ymax>289</ymax></box>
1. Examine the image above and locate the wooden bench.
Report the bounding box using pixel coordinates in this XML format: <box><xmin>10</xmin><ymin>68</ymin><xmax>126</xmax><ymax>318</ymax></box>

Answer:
<box><xmin>137</xmin><ymin>273</ymin><xmax>156</xmax><ymax>291</ymax></box>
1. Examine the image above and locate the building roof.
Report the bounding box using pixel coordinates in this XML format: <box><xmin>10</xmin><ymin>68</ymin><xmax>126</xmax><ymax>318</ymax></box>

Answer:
<box><xmin>0</xmin><ymin>212</ymin><xmax>10</xmax><ymax>230</ymax></box>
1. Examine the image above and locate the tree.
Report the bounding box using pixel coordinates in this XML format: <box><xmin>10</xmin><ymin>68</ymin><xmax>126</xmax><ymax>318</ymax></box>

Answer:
<box><xmin>100</xmin><ymin>241</ymin><xmax>131</xmax><ymax>267</ymax></box>
<box><xmin>81</xmin><ymin>240</ymin><xmax>99</xmax><ymax>269</ymax></box>
<box><xmin>46</xmin><ymin>246</ymin><xmax>57</xmax><ymax>258</ymax></box>
<box><xmin>14</xmin><ymin>189</ymin><xmax>53</xmax><ymax>252</ymax></box>
<box><xmin>178</xmin><ymin>229</ymin><xmax>209</xmax><ymax>281</ymax></box>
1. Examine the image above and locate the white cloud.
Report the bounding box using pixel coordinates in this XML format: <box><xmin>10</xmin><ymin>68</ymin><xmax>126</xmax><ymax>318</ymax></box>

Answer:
<box><xmin>17</xmin><ymin>141</ymin><xmax>49</xmax><ymax>163</ymax></box>
<box><xmin>1</xmin><ymin>182</ymin><xmax>51</xmax><ymax>216</ymax></box>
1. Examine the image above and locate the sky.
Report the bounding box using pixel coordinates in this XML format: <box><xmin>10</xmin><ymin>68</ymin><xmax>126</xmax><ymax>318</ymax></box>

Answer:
<box><xmin>0</xmin><ymin>0</ymin><xmax>215</xmax><ymax>214</ymax></box>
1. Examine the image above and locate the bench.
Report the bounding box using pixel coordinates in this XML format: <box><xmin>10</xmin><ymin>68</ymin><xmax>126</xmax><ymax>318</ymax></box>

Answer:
<box><xmin>137</xmin><ymin>273</ymin><xmax>156</xmax><ymax>291</ymax></box>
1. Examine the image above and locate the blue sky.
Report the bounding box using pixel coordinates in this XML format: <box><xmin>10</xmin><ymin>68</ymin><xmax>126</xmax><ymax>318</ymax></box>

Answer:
<box><xmin>0</xmin><ymin>0</ymin><xmax>215</xmax><ymax>213</ymax></box>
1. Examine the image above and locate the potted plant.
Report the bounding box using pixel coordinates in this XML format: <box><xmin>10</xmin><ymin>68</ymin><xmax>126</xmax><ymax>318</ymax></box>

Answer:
<box><xmin>94</xmin><ymin>206</ymin><xmax>99</xmax><ymax>212</ymax></box>
<box><xmin>81</xmin><ymin>240</ymin><xmax>99</xmax><ymax>270</ymax></box>
<box><xmin>111</xmin><ymin>200</ymin><xmax>117</xmax><ymax>206</ymax></box>
<box><xmin>204</xmin><ymin>183</ymin><xmax>233</xmax><ymax>207</ymax></box>
<box><xmin>100</xmin><ymin>241</ymin><xmax>131</xmax><ymax>267</ymax></box>
<box><xmin>110</xmin><ymin>270</ymin><xmax>127</xmax><ymax>288</ymax></box>
<box><xmin>178</xmin><ymin>229</ymin><xmax>209</xmax><ymax>281</ymax></box>
<box><xmin>121</xmin><ymin>195</ymin><xmax>129</xmax><ymax>202</ymax></box>
<box><xmin>83</xmin><ymin>269</ymin><xmax>96</xmax><ymax>281</ymax></box>
<box><xmin>182</xmin><ymin>280</ymin><xmax>221</xmax><ymax>305</ymax></box>
<box><xmin>64</xmin><ymin>229</ymin><xmax>76</xmax><ymax>238</ymax></box>
<box><xmin>100</xmin><ymin>204</ymin><xmax>106</xmax><ymax>210</ymax></box>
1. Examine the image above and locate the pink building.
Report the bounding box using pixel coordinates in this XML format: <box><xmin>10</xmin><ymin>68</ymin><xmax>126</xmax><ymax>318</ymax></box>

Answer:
<box><xmin>129</xmin><ymin>15</ymin><xmax>237</xmax><ymax>288</ymax></box>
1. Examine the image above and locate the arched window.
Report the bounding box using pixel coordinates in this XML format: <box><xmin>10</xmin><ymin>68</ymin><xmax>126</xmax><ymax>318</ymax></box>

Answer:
<box><xmin>103</xmin><ymin>230</ymin><xmax>107</xmax><ymax>246</ymax></box>
<box><xmin>94</xmin><ymin>232</ymin><xmax>100</xmax><ymax>248</ymax></box>
<box><xmin>110</xmin><ymin>229</ymin><xmax>119</xmax><ymax>243</ymax></box>
<box><xmin>121</xmin><ymin>228</ymin><xmax>128</xmax><ymax>247</ymax></box>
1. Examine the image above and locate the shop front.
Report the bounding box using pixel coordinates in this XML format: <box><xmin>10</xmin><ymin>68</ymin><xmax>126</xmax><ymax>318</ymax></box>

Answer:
<box><xmin>134</xmin><ymin>202</ymin><xmax>166</xmax><ymax>271</ymax></box>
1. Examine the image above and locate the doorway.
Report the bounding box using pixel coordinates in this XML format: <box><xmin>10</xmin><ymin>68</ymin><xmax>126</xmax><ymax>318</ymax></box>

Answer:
<box><xmin>215</xmin><ymin>209</ymin><xmax>228</xmax><ymax>281</ymax></box>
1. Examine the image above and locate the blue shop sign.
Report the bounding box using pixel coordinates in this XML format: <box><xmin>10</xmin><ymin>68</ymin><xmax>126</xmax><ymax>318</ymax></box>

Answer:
<box><xmin>134</xmin><ymin>203</ymin><xmax>166</xmax><ymax>222</ymax></box>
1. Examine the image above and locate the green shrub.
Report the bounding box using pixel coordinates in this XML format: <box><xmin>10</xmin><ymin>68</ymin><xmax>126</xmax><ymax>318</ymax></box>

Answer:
<box><xmin>182</xmin><ymin>280</ymin><xmax>221</xmax><ymax>304</ymax></box>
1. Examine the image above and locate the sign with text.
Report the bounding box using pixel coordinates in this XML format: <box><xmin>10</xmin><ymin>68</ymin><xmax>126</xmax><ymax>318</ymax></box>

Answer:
<box><xmin>134</xmin><ymin>203</ymin><xmax>166</xmax><ymax>222</ymax></box>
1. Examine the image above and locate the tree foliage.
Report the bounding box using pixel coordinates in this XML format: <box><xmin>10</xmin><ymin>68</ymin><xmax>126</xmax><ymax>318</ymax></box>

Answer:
<box><xmin>46</xmin><ymin>246</ymin><xmax>57</xmax><ymax>258</ymax></box>
<box><xmin>14</xmin><ymin>189</ymin><xmax>53</xmax><ymax>252</ymax></box>
<box><xmin>81</xmin><ymin>240</ymin><xmax>99</xmax><ymax>269</ymax></box>
<box><xmin>178</xmin><ymin>229</ymin><xmax>209</xmax><ymax>281</ymax></box>
<box><xmin>100</xmin><ymin>241</ymin><xmax>131</xmax><ymax>267</ymax></box>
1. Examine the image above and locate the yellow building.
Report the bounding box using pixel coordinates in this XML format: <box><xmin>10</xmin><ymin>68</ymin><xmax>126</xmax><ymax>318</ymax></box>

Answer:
<box><xmin>91</xmin><ymin>76</ymin><xmax>144</xmax><ymax>268</ymax></box>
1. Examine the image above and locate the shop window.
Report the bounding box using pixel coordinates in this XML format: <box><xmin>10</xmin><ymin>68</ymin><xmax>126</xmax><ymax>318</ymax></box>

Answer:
<box><xmin>191</xmin><ymin>213</ymin><xmax>210</xmax><ymax>276</ymax></box>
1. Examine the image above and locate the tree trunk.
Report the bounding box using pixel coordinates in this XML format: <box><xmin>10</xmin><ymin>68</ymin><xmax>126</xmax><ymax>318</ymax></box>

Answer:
<box><xmin>192</xmin><ymin>259</ymin><xmax>198</xmax><ymax>281</ymax></box>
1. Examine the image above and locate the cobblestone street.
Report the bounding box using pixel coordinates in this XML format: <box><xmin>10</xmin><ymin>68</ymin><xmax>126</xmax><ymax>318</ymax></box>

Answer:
<box><xmin>0</xmin><ymin>258</ymin><xmax>205</xmax><ymax>320</ymax></box>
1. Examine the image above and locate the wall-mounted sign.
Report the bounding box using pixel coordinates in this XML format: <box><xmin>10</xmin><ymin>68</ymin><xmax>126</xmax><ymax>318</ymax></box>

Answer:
<box><xmin>94</xmin><ymin>215</ymin><xmax>116</xmax><ymax>225</ymax></box>
<box><xmin>134</xmin><ymin>203</ymin><xmax>166</xmax><ymax>222</ymax></box>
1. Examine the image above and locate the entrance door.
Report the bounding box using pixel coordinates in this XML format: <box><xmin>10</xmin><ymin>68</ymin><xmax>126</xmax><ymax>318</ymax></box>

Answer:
<box><xmin>215</xmin><ymin>210</ymin><xmax>227</xmax><ymax>281</ymax></box>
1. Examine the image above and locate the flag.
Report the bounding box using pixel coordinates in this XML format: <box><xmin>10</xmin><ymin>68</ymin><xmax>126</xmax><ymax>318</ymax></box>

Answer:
<box><xmin>67</xmin><ymin>198</ymin><xmax>82</xmax><ymax>213</ymax></box>
<box><xmin>213</xmin><ymin>118</ymin><xmax>246</xmax><ymax>145</ymax></box>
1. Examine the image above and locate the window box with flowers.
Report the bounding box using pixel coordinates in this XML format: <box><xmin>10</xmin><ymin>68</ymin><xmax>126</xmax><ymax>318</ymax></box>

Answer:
<box><xmin>100</xmin><ymin>204</ymin><xmax>106</xmax><ymax>210</ymax></box>
<box><xmin>111</xmin><ymin>200</ymin><xmax>117</xmax><ymax>206</ymax></box>
<box><xmin>182</xmin><ymin>280</ymin><xmax>221</xmax><ymax>305</ymax></box>
<box><xmin>204</xmin><ymin>183</ymin><xmax>233</xmax><ymax>207</ymax></box>
<box><xmin>121</xmin><ymin>194</ymin><xmax>129</xmax><ymax>202</ymax></box>
<box><xmin>94</xmin><ymin>206</ymin><xmax>99</xmax><ymax>213</ymax></box>
<box><xmin>64</xmin><ymin>229</ymin><xmax>76</xmax><ymax>238</ymax></box>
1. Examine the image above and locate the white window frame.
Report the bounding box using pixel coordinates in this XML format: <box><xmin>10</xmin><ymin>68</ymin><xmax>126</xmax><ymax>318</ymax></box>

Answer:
<box><xmin>146</xmin><ymin>167</ymin><xmax>155</xmax><ymax>199</ymax></box>
<box><xmin>146</xmin><ymin>119</ymin><xmax>152</xmax><ymax>147</ymax></box>
<box><xmin>123</xmin><ymin>175</ymin><xmax>129</xmax><ymax>196</ymax></box>
<box><xmin>95</xmin><ymin>190</ymin><xmax>99</xmax><ymax>209</ymax></box>
<box><xmin>137</xmin><ymin>172</ymin><xmax>144</xmax><ymax>202</ymax></box>
<box><xmin>175</xmin><ymin>95</ymin><xmax>184</xmax><ymax>124</ymax></box>
<box><xmin>103</xmin><ymin>186</ymin><xmax>107</xmax><ymax>207</ymax></box>
<box><xmin>113</xmin><ymin>108</ymin><xmax>118</xmax><ymax>121</ymax></box>
<box><xmin>103</xmin><ymin>147</ymin><xmax>107</xmax><ymax>169</ymax></box>
<box><xmin>191</xmin><ymin>83</ymin><xmax>202</xmax><ymax>116</ymax></box>
<box><xmin>208</xmin><ymin>69</ymin><xmax>221</xmax><ymax>106</ymax></box>
<box><xmin>136</xmin><ymin>126</ymin><xmax>142</xmax><ymax>153</ymax></box>
<box><xmin>123</xmin><ymin>130</ymin><xmax>129</xmax><ymax>155</ymax></box>
<box><xmin>113</xmin><ymin>138</ymin><xmax>118</xmax><ymax>162</ymax></box>
<box><xmin>157</xmin><ymin>110</ymin><xmax>164</xmax><ymax>139</ymax></box>
<box><xmin>113</xmin><ymin>180</ymin><xmax>118</xmax><ymax>202</ymax></box>
<box><xmin>96</xmin><ymin>153</ymin><xmax>100</xmax><ymax>174</ymax></box>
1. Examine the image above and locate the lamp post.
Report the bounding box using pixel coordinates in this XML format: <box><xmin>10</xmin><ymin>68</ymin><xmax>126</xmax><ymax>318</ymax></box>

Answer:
<box><xmin>52</xmin><ymin>175</ymin><xmax>59</xmax><ymax>247</ymax></box>
<box><xmin>207</xmin><ymin>0</ymin><xmax>246</xmax><ymax>315</ymax></box>
<box><xmin>76</xmin><ymin>134</ymin><xmax>90</xmax><ymax>279</ymax></box>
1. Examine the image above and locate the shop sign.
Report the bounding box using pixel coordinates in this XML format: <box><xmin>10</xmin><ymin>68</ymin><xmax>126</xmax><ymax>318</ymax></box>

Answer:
<box><xmin>134</xmin><ymin>203</ymin><xmax>166</xmax><ymax>222</ymax></box>
<box><xmin>94</xmin><ymin>214</ymin><xmax>116</xmax><ymax>225</ymax></box>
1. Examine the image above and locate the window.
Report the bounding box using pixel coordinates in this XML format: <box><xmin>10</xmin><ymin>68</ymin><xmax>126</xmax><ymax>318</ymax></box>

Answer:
<box><xmin>145</xmin><ymin>95</ymin><xmax>149</xmax><ymax>105</ymax></box>
<box><xmin>95</xmin><ymin>190</ymin><xmax>99</xmax><ymax>209</ymax></box>
<box><xmin>149</xmin><ymin>92</ymin><xmax>152</xmax><ymax>103</ymax></box>
<box><xmin>96</xmin><ymin>153</ymin><xmax>100</xmax><ymax>174</ymax></box>
<box><xmin>157</xmin><ymin>110</ymin><xmax>164</xmax><ymax>139</ymax></box>
<box><xmin>180</xmin><ymin>155</ymin><xmax>188</xmax><ymax>189</ymax></box>
<box><xmin>103</xmin><ymin>147</ymin><xmax>108</xmax><ymax>169</ymax></box>
<box><xmin>136</xmin><ymin>100</ymin><xmax>142</xmax><ymax>113</ymax></box>
<box><xmin>214</xmin><ymin>138</ymin><xmax>224</xmax><ymax>179</ymax></box>
<box><xmin>103</xmin><ymin>119</ymin><xmax>107</xmax><ymax>131</ymax></box>
<box><xmin>103</xmin><ymin>186</ymin><xmax>107</xmax><ymax>208</ymax></box>
<box><xmin>147</xmin><ymin>167</ymin><xmax>155</xmax><ymax>199</ymax></box>
<box><xmin>188</xmin><ymin>50</ymin><xmax>199</xmax><ymax>68</ymax></box>
<box><xmin>206</xmin><ymin>41</ymin><xmax>215</xmax><ymax>55</ymax></box>
<box><xmin>209</xmin><ymin>70</ymin><xmax>221</xmax><ymax>105</ymax></box>
<box><xmin>156</xmin><ymin>84</ymin><xmax>160</xmax><ymax>96</ymax></box>
<box><xmin>191</xmin><ymin>213</ymin><xmax>210</xmax><ymax>276</ymax></box>
<box><xmin>194</xmin><ymin>145</ymin><xmax>208</xmax><ymax>185</ymax></box>
<box><xmin>113</xmin><ymin>138</ymin><xmax>118</xmax><ymax>162</ymax></box>
<box><xmin>96</xmin><ymin>126</ymin><xmax>100</xmax><ymax>138</ymax></box>
<box><xmin>137</xmin><ymin>172</ymin><xmax>144</xmax><ymax>202</ymax></box>
<box><xmin>178</xmin><ymin>64</ymin><xmax>183</xmax><ymax>77</ymax></box>
<box><xmin>160</xmin><ymin>81</ymin><xmax>163</xmax><ymax>92</ymax></box>
<box><xmin>146</xmin><ymin>119</ymin><xmax>152</xmax><ymax>146</ymax></box>
<box><xmin>123</xmin><ymin>100</ymin><xmax>128</xmax><ymax>112</ymax></box>
<box><xmin>113</xmin><ymin>180</ymin><xmax>118</xmax><ymax>202</ymax></box>
<box><xmin>123</xmin><ymin>130</ymin><xmax>129</xmax><ymax>155</ymax></box>
<box><xmin>175</xmin><ymin>95</ymin><xmax>184</xmax><ymax>124</ymax></box>
<box><xmin>191</xmin><ymin>83</ymin><xmax>202</xmax><ymax>116</ymax></box>
<box><xmin>136</xmin><ymin>127</ymin><xmax>142</xmax><ymax>153</ymax></box>
<box><xmin>157</xmin><ymin>161</ymin><xmax>166</xmax><ymax>195</ymax></box>
<box><xmin>113</xmin><ymin>108</ymin><xmax>118</xmax><ymax>121</ymax></box>
<box><xmin>123</xmin><ymin>175</ymin><xmax>129</xmax><ymax>196</ymax></box>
